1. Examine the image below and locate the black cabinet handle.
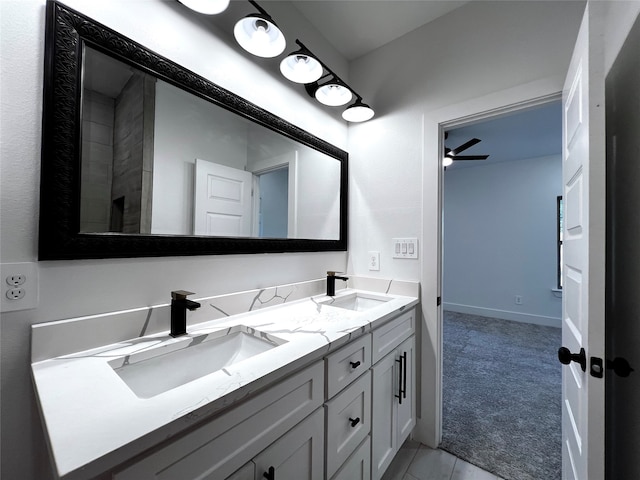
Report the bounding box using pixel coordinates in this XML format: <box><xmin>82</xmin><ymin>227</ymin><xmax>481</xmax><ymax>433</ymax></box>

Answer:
<box><xmin>350</xmin><ymin>360</ymin><xmax>361</xmax><ymax>369</ymax></box>
<box><xmin>402</xmin><ymin>351</ymin><xmax>407</xmax><ymax>399</ymax></box>
<box><xmin>395</xmin><ymin>355</ymin><xmax>404</xmax><ymax>404</ymax></box>
<box><xmin>395</xmin><ymin>352</ymin><xmax>407</xmax><ymax>404</ymax></box>
<box><xmin>263</xmin><ymin>466</ymin><xmax>275</xmax><ymax>480</ymax></box>
<box><xmin>349</xmin><ymin>417</ymin><xmax>360</xmax><ymax>427</ymax></box>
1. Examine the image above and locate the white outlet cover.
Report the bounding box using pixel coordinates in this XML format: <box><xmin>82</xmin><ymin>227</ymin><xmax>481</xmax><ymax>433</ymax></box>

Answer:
<box><xmin>368</xmin><ymin>251</ymin><xmax>380</xmax><ymax>271</ymax></box>
<box><xmin>1</xmin><ymin>262</ymin><xmax>39</xmax><ymax>312</ymax></box>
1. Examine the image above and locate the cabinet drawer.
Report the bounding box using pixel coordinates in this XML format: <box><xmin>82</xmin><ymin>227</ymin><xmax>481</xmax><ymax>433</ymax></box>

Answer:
<box><xmin>113</xmin><ymin>362</ymin><xmax>323</xmax><ymax>480</ymax></box>
<box><xmin>325</xmin><ymin>370</ymin><xmax>371</xmax><ymax>478</ymax></box>
<box><xmin>330</xmin><ymin>436</ymin><xmax>371</xmax><ymax>480</ymax></box>
<box><xmin>325</xmin><ymin>333</ymin><xmax>371</xmax><ymax>398</ymax></box>
<box><xmin>225</xmin><ymin>462</ymin><xmax>254</xmax><ymax>480</ymax></box>
<box><xmin>253</xmin><ymin>408</ymin><xmax>324</xmax><ymax>480</ymax></box>
<box><xmin>372</xmin><ymin>309</ymin><xmax>415</xmax><ymax>364</ymax></box>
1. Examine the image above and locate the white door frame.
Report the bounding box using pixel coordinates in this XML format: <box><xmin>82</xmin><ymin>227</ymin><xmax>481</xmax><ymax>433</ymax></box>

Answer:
<box><xmin>414</xmin><ymin>78</ymin><xmax>565</xmax><ymax>447</ymax></box>
<box><xmin>433</xmin><ymin>92</ymin><xmax>562</xmax><ymax>440</ymax></box>
<box><xmin>250</xmin><ymin>152</ymin><xmax>298</xmax><ymax>238</ymax></box>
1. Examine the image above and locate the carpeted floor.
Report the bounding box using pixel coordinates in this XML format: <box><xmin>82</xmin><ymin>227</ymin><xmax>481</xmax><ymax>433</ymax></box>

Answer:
<box><xmin>440</xmin><ymin>311</ymin><xmax>562</xmax><ymax>480</ymax></box>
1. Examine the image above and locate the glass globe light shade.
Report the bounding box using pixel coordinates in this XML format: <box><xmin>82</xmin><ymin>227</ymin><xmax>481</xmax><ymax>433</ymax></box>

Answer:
<box><xmin>315</xmin><ymin>83</ymin><xmax>353</xmax><ymax>107</ymax></box>
<box><xmin>234</xmin><ymin>15</ymin><xmax>286</xmax><ymax>58</ymax></box>
<box><xmin>280</xmin><ymin>54</ymin><xmax>323</xmax><ymax>84</ymax></box>
<box><xmin>342</xmin><ymin>103</ymin><xmax>375</xmax><ymax>122</ymax></box>
<box><xmin>177</xmin><ymin>0</ymin><xmax>229</xmax><ymax>15</ymax></box>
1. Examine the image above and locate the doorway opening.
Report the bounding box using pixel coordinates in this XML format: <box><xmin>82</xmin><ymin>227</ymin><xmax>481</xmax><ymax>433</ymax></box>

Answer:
<box><xmin>256</xmin><ymin>166</ymin><xmax>289</xmax><ymax>238</ymax></box>
<box><xmin>439</xmin><ymin>100</ymin><xmax>563</xmax><ymax>480</ymax></box>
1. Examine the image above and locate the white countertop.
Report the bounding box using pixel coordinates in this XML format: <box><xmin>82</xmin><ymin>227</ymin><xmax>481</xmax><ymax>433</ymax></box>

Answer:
<box><xmin>31</xmin><ymin>289</ymin><xmax>418</xmax><ymax>479</ymax></box>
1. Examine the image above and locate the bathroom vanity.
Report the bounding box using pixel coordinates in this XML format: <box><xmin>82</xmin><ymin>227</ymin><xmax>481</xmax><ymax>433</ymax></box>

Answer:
<box><xmin>31</xmin><ymin>279</ymin><xmax>418</xmax><ymax>480</ymax></box>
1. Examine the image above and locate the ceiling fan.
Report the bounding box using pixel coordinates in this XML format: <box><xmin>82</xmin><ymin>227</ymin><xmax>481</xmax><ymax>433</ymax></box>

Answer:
<box><xmin>444</xmin><ymin>133</ymin><xmax>490</xmax><ymax>162</ymax></box>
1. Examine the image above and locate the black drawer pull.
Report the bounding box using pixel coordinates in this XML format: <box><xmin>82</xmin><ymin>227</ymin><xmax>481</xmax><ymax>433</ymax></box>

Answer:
<box><xmin>263</xmin><ymin>466</ymin><xmax>275</xmax><ymax>480</ymax></box>
<box><xmin>349</xmin><ymin>417</ymin><xmax>360</xmax><ymax>427</ymax></box>
<box><xmin>350</xmin><ymin>360</ymin><xmax>361</xmax><ymax>369</ymax></box>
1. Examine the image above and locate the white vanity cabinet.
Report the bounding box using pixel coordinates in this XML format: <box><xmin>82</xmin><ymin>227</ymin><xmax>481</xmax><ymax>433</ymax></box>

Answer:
<box><xmin>330</xmin><ymin>436</ymin><xmax>371</xmax><ymax>480</ymax></box>
<box><xmin>253</xmin><ymin>408</ymin><xmax>324</xmax><ymax>480</ymax></box>
<box><xmin>325</xmin><ymin>333</ymin><xmax>371</xmax><ymax>399</ymax></box>
<box><xmin>111</xmin><ymin>306</ymin><xmax>417</xmax><ymax>480</ymax></box>
<box><xmin>113</xmin><ymin>362</ymin><xmax>323</xmax><ymax>480</ymax></box>
<box><xmin>225</xmin><ymin>462</ymin><xmax>254</xmax><ymax>480</ymax></box>
<box><xmin>325</xmin><ymin>371</ymin><xmax>372</xmax><ymax>478</ymax></box>
<box><xmin>324</xmin><ymin>333</ymin><xmax>372</xmax><ymax>480</ymax></box>
<box><xmin>370</xmin><ymin>310</ymin><xmax>416</xmax><ymax>480</ymax></box>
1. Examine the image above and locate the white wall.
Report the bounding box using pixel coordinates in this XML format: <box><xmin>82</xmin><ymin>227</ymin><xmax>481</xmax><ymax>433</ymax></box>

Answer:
<box><xmin>152</xmin><ymin>80</ymin><xmax>250</xmax><ymax>235</ymax></box>
<box><xmin>0</xmin><ymin>1</ymin><xmax>348</xmax><ymax>478</ymax></box>
<box><xmin>443</xmin><ymin>155</ymin><xmax>563</xmax><ymax>327</ymax></box>
<box><xmin>346</xmin><ymin>0</ymin><xmax>586</xmax><ymax>446</ymax></box>
<box><xmin>295</xmin><ymin>148</ymin><xmax>341</xmax><ymax>240</ymax></box>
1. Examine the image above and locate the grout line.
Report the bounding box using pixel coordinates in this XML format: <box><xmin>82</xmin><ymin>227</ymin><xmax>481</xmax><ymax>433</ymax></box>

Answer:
<box><xmin>400</xmin><ymin>442</ymin><xmax>422</xmax><ymax>479</ymax></box>
<box><xmin>399</xmin><ymin>442</ymin><xmax>421</xmax><ymax>478</ymax></box>
<box><xmin>449</xmin><ymin>457</ymin><xmax>458</xmax><ymax>480</ymax></box>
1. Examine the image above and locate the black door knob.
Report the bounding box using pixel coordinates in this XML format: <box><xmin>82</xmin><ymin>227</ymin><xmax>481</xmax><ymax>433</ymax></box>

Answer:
<box><xmin>608</xmin><ymin>357</ymin><xmax>634</xmax><ymax>377</ymax></box>
<box><xmin>558</xmin><ymin>346</ymin><xmax>586</xmax><ymax>372</ymax></box>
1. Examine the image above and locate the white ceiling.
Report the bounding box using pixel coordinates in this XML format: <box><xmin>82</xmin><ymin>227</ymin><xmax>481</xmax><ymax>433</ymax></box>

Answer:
<box><xmin>290</xmin><ymin>0</ymin><xmax>470</xmax><ymax>61</ymax></box>
<box><xmin>288</xmin><ymin>1</ymin><xmax>562</xmax><ymax>169</ymax></box>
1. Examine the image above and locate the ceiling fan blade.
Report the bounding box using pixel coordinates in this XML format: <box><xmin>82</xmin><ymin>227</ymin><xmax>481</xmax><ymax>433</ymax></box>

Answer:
<box><xmin>449</xmin><ymin>138</ymin><xmax>481</xmax><ymax>156</ymax></box>
<box><xmin>452</xmin><ymin>155</ymin><xmax>489</xmax><ymax>161</ymax></box>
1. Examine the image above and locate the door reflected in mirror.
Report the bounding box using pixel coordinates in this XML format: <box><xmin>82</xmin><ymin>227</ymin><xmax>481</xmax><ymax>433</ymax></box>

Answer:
<box><xmin>80</xmin><ymin>46</ymin><xmax>341</xmax><ymax>240</ymax></box>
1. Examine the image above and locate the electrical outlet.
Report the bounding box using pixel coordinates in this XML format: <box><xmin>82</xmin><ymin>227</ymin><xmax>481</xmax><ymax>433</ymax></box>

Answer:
<box><xmin>6</xmin><ymin>287</ymin><xmax>26</xmax><ymax>300</ymax></box>
<box><xmin>368</xmin><ymin>251</ymin><xmax>380</xmax><ymax>271</ymax></box>
<box><xmin>6</xmin><ymin>274</ymin><xmax>26</xmax><ymax>286</ymax></box>
<box><xmin>1</xmin><ymin>262</ymin><xmax>39</xmax><ymax>312</ymax></box>
<box><xmin>515</xmin><ymin>295</ymin><xmax>523</xmax><ymax>305</ymax></box>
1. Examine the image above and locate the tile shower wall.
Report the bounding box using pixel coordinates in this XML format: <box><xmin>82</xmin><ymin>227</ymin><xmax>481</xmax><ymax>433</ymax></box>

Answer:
<box><xmin>80</xmin><ymin>90</ymin><xmax>115</xmax><ymax>232</ymax></box>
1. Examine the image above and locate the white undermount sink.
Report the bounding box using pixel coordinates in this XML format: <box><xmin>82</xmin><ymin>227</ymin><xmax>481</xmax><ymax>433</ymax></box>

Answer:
<box><xmin>321</xmin><ymin>292</ymin><xmax>392</xmax><ymax>312</ymax></box>
<box><xmin>109</xmin><ymin>325</ymin><xmax>287</xmax><ymax>398</ymax></box>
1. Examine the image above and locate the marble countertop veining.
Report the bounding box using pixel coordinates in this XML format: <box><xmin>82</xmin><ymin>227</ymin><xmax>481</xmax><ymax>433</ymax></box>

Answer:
<box><xmin>31</xmin><ymin>288</ymin><xmax>418</xmax><ymax>480</ymax></box>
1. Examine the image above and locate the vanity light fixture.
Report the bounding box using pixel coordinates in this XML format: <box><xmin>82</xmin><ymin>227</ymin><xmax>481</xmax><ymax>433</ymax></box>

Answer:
<box><xmin>314</xmin><ymin>77</ymin><xmax>353</xmax><ymax>107</ymax></box>
<box><xmin>289</xmin><ymin>40</ymin><xmax>373</xmax><ymax>121</ymax></box>
<box><xmin>280</xmin><ymin>40</ymin><xmax>323</xmax><ymax>84</ymax></box>
<box><xmin>177</xmin><ymin>0</ymin><xmax>229</xmax><ymax>15</ymax></box>
<box><xmin>342</xmin><ymin>96</ymin><xmax>375</xmax><ymax>123</ymax></box>
<box><xmin>232</xmin><ymin>4</ymin><xmax>375</xmax><ymax>122</ymax></box>
<box><xmin>443</xmin><ymin>156</ymin><xmax>454</xmax><ymax>167</ymax></box>
<box><xmin>234</xmin><ymin>0</ymin><xmax>286</xmax><ymax>58</ymax></box>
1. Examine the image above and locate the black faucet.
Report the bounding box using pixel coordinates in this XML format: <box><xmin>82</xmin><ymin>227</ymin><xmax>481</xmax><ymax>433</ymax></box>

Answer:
<box><xmin>170</xmin><ymin>290</ymin><xmax>201</xmax><ymax>337</ymax></box>
<box><xmin>326</xmin><ymin>271</ymin><xmax>349</xmax><ymax>296</ymax></box>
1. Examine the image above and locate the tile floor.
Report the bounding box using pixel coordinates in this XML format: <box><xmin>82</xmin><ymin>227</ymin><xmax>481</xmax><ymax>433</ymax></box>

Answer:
<box><xmin>381</xmin><ymin>439</ymin><xmax>504</xmax><ymax>480</ymax></box>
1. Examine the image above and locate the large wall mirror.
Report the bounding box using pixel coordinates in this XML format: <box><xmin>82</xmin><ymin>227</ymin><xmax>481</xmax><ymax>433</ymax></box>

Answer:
<box><xmin>39</xmin><ymin>1</ymin><xmax>348</xmax><ymax>260</ymax></box>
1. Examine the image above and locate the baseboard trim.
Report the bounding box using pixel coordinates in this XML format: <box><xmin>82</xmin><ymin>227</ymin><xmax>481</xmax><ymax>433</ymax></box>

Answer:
<box><xmin>443</xmin><ymin>302</ymin><xmax>561</xmax><ymax>327</ymax></box>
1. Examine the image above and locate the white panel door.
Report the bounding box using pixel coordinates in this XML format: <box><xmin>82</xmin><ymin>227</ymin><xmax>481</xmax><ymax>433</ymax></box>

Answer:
<box><xmin>193</xmin><ymin>159</ymin><xmax>253</xmax><ymax>236</ymax></box>
<box><xmin>561</xmin><ymin>3</ymin><xmax>606</xmax><ymax>479</ymax></box>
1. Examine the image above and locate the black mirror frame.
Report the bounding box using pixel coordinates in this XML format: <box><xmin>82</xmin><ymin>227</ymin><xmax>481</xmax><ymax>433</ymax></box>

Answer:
<box><xmin>39</xmin><ymin>1</ymin><xmax>348</xmax><ymax>260</ymax></box>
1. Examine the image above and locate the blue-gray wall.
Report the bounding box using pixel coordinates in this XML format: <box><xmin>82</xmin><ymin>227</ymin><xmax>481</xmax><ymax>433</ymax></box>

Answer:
<box><xmin>443</xmin><ymin>154</ymin><xmax>562</xmax><ymax>326</ymax></box>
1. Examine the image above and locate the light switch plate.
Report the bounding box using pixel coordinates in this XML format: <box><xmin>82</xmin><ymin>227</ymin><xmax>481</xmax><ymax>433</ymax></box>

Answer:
<box><xmin>392</xmin><ymin>238</ymin><xmax>418</xmax><ymax>259</ymax></box>
<box><xmin>1</xmin><ymin>262</ymin><xmax>39</xmax><ymax>312</ymax></box>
